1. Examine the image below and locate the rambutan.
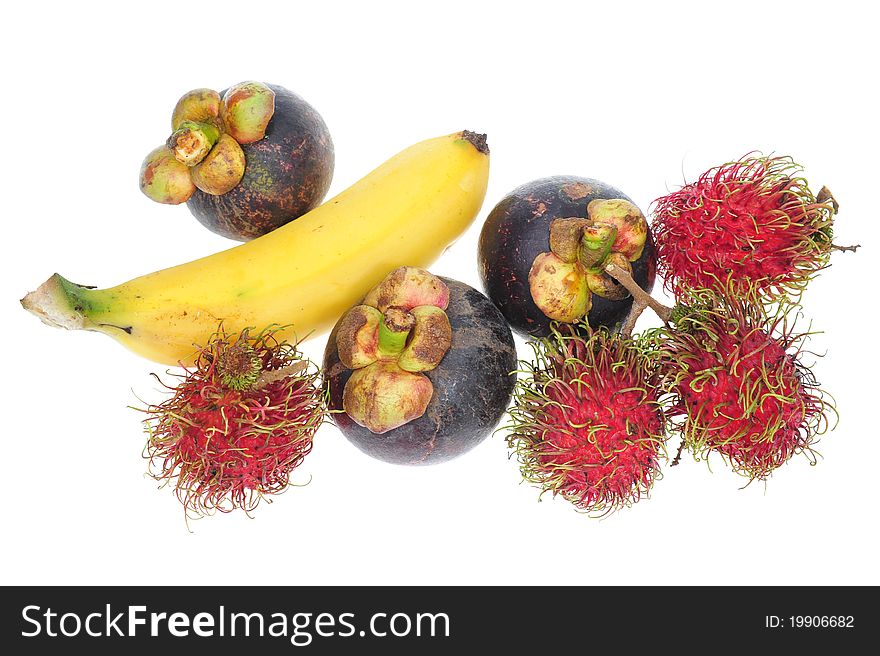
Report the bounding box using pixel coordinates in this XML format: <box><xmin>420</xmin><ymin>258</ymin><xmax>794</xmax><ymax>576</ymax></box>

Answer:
<box><xmin>506</xmin><ymin>326</ymin><xmax>666</xmax><ymax>515</ymax></box>
<box><xmin>141</xmin><ymin>326</ymin><xmax>324</xmax><ymax>517</ymax></box>
<box><xmin>652</xmin><ymin>155</ymin><xmax>840</xmax><ymax>300</ymax></box>
<box><xmin>657</xmin><ymin>291</ymin><xmax>835</xmax><ymax>481</ymax></box>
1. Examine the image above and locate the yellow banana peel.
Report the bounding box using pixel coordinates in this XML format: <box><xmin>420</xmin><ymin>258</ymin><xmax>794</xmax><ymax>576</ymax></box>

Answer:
<box><xmin>22</xmin><ymin>131</ymin><xmax>490</xmax><ymax>364</ymax></box>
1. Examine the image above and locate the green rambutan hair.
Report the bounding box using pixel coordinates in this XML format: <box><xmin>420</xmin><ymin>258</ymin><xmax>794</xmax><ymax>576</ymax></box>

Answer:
<box><xmin>652</xmin><ymin>154</ymin><xmax>837</xmax><ymax>302</ymax></box>
<box><xmin>140</xmin><ymin>325</ymin><xmax>325</xmax><ymax>518</ymax></box>
<box><xmin>655</xmin><ymin>288</ymin><xmax>836</xmax><ymax>481</ymax></box>
<box><xmin>505</xmin><ymin>325</ymin><xmax>668</xmax><ymax>515</ymax></box>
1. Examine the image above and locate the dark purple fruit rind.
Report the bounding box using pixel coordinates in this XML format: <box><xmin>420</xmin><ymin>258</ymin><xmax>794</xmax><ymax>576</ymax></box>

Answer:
<box><xmin>323</xmin><ymin>279</ymin><xmax>517</xmax><ymax>465</ymax></box>
<box><xmin>186</xmin><ymin>84</ymin><xmax>334</xmax><ymax>241</ymax></box>
<box><xmin>478</xmin><ymin>176</ymin><xmax>656</xmax><ymax>338</ymax></box>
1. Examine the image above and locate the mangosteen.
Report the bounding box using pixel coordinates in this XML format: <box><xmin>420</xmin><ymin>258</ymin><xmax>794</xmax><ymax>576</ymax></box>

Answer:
<box><xmin>323</xmin><ymin>267</ymin><xmax>517</xmax><ymax>465</ymax></box>
<box><xmin>140</xmin><ymin>81</ymin><xmax>334</xmax><ymax>241</ymax></box>
<box><xmin>477</xmin><ymin>176</ymin><xmax>657</xmax><ymax>338</ymax></box>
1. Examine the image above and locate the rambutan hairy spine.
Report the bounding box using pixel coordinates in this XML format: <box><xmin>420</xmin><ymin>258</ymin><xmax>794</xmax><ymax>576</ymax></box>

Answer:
<box><xmin>139</xmin><ymin>325</ymin><xmax>326</xmax><ymax>518</ymax></box>
<box><xmin>655</xmin><ymin>288</ymin><xmax>836</xmax><ymax>481</ymax></box>
<box><xmin>652</xmin><ymin>154</ymin><xmax>839</xmax><ymax>301</ymax></box>
<box><xmin>505</xmin><ymin>325</ymin><xmax>668</xmax><ymax>516</ymax></box>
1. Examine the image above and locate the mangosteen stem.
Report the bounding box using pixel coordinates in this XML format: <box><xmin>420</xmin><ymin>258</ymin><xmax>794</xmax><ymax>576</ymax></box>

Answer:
<box><xmin>377</xmin><ymin>308</ymin><xmax>415</xmax><ymax>357</ymax></box>
<box><xmin>604</xmin><ymin>262</ymin><xmax>673</xmax><ymax>337</ymax></box>
<box><xmin>578</xmin><ymin>224</ymin><xmax>618</xmax><ymax>269</ymax></box>
<box><xmin>619</xmin><ymin>301</ymin><xmax>648</xmax><ymax>338</ymax></box>
<box><xmin>167</xmin><ymin>120</ymin><xmax>220</xmax><ymax>166</ymax></box>
<box><xmin>254</xmin><ymin>361</ymin><xmax>308</xmax><ymax>388</ymax></box>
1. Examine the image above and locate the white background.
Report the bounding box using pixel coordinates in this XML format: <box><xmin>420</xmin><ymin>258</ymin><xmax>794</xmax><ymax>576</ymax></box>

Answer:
<box><xmin>2</xmin><ymin>1</ymin><xmax>877</xmax><ymax>586</ymax></box>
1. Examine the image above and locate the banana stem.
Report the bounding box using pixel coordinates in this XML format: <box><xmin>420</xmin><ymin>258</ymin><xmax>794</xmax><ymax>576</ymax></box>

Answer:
<box><xmin>604</xmin><ymin>262</ymin><xmax>673</xmax><ymax>337</ymax></box>
<box><xmin>21</xmin><ymin>274</ymin><xmax>92</xmax><ymax>331</ymax></box>
<box><xmin>21</xmin><ymin>274</ymin><xmax>137</xmax><ymax>340</ymax></box>
<box><xmin>459</xmin><ymin>130</ymin><xmax>489</xmax><ymax>155</ymax></box>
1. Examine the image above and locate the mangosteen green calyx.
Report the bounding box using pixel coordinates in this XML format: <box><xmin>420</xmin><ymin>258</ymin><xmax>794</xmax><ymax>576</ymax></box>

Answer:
<box><xmin>478</xmin><ymin>177</ymin><xmax>656</xmax><ymax>338</ymax></box>
<box><xmin>140</xmin><ymin>81</ymin><xmax>334</xmax><ymax>241</ymax></box>
<box><xmin>323</xmin><ymin>266</ymin><xmax>517</xmax><ymax>465</ymax></box>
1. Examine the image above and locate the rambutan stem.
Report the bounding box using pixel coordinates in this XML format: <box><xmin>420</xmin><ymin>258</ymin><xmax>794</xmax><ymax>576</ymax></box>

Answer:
<box><xmin>255</xmin><ymin>361</ymin><xmax>308</xmax><ymax>388</ymax></box>
<box><xmin>671</xmin><ymin>436</ymin><xmax>687</xmax><ymax>467</ymax></box>
<box><xmin>816</xmin><ymin>186</ymin><xmax>839</xmax><ymax>214</ymax></box>
<box><xmin>604</xmin><ymin>262</ymin><xmax>673</xmax><ymax>336</ymax></box>
<box><xmin>816</xmin><ymin>186</ymin><xmax>858</xmax><ymax>252</ymax></box>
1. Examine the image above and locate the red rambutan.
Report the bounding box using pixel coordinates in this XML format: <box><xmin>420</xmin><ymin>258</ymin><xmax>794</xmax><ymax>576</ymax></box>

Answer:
<box><xmin>506</xmin><ymin>326</ymin><xmax>666</xmax><ymax>515</ymax></box>
<box><xmin>141</xmin><ymin>326</ymin><xmax>325</xmax><ymax>517</ymax></box>
<box><xmin>658</xmin><ymin>291</ymin><xmax>835</xmax><ymax>481</ymax></box>
<box><xmin>652</xmin><ymin>155</ymin><xmax>838</xmax><ymax>300</ymax></box>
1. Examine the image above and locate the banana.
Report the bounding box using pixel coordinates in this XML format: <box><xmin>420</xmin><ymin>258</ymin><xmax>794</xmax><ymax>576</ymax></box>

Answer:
<box><xmin>22</xmin><ymin>131</ymin><xmax>490</xmax><ymax>365</ymax></box>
